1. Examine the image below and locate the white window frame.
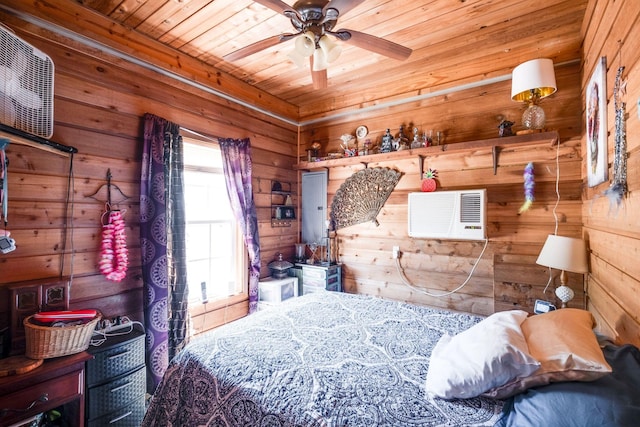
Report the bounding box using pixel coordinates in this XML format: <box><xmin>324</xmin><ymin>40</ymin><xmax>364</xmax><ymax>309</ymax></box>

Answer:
<box><xmin>182</xmin><ymin>138</ymin><xmax>248</xmax><ymax>328</ymax></box>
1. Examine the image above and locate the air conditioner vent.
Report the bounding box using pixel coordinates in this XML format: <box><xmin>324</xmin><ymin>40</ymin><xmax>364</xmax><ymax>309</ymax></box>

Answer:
<box><xmin>460</xmin><ymin>192</ymin><xmax>482</xmax><ymax>223</ymax></box>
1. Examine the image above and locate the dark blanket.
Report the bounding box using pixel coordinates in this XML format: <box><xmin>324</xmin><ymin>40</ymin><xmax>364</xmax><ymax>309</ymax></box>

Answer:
<box><xmin>495</xmin><ymin>343</ymin><xmax>640</xmax><ymax>427</ymax></box>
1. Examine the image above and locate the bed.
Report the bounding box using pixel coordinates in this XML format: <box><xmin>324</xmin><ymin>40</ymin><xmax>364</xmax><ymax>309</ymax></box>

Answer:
<box><xmin>142</xmin><ymin>291</ymin><xmax>640</xmax><ymax>427</ymax></box>
<box><xmin>142</xmin><ymin>291</ymin><xmax>505</xmax><ymax>426</ymax></box>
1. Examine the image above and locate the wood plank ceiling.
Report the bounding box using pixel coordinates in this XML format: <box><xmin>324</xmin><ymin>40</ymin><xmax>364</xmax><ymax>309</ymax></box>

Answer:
<box><xmin>77</xmin><ymin>0</ymin><xmax>588</xmax><ymax>122</ymax></box>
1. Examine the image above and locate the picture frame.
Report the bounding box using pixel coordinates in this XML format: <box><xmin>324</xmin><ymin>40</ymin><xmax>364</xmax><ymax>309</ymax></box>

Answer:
<box><xmin>586</xmin><ymin>56</ymin><xmax>608</xmax><ymax>187</ymax></box>
<box><xmin>281</xmin><ymin>206</ymin><xmax>295</xmax><ymax>219</ymax></box>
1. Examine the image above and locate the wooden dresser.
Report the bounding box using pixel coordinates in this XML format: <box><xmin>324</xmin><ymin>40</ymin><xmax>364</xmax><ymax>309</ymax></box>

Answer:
<box><xmin>0</xmin><ymin>352</ymin><xmax>91</xmax><ymax>426</ymax></box>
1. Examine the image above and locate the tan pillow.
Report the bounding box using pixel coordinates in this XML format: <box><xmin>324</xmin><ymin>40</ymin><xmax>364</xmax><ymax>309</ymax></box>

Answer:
<box><xmin>484</xmin><ymin>308</ymin><xmax>612</xmax><ymax>399</ymax></box>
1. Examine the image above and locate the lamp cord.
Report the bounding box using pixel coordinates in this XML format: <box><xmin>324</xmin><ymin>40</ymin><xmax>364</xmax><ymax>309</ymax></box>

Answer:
<box><xmin>395</xmin><ymin>238</ymin><xmax>489</xmax><ymax>298</ymax></box>
<box><xmin>543</xmin><ymin>138</ymin><xmax>562</xmax><ymax>294</ymax></box>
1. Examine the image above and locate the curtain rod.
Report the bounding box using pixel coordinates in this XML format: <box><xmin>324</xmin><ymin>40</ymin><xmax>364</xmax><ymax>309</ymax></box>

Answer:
<box><xmin>0</xmin><ymin>124</ymin><xmax>78</xmax><ymax>155</ymax></box>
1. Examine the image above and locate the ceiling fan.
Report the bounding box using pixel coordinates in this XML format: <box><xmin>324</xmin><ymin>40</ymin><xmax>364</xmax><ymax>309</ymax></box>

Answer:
<box><xmin>224</xmin><ymin>0</ymin><xmax>412</xmax><ymax>89</ymax></box>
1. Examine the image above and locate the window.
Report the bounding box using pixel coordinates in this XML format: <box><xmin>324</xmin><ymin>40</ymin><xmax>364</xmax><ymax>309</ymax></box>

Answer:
<box><xmin>182</xmin><ymin>140</ymin><xmax>247</xmax><ymax>330</ymax></box>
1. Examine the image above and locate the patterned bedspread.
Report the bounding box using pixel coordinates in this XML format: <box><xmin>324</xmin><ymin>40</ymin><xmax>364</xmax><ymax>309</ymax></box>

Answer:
<box><xmin>142</xmin><ymin>292</ymin><xmax>504</xmax><ymax>426</ymax></box>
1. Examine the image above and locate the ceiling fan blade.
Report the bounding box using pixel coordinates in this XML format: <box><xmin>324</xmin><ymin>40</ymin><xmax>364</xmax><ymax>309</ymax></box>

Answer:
<box><xmin>224</xmin><ymin>34</ymin><xmax>297</xmax><ymax>62</ymax></box>
<box><xmin>332</xmin><ymin>29</ymin><xmax>412</xmax><ymax>61</ymax></box>
<box><xmin>310</xmin><ymin>56</ymin><xmax>327</xmax><ymax>90</ymax></box>
<box><xmin>323</xmin><ymin>0</ymin><xmax>367</xmax><ymax>16</ymax></box>
<box><xmin>252</xmin><ymin>0</ymin><xmax>296</xmax><ymax>15</ymax></box>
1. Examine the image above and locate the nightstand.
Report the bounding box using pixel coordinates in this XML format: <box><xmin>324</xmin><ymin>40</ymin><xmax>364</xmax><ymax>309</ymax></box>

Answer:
<box><xmin>85</xmin><ymin>324</ymin><xmax>146</xmax><ymax>426</ymax></box>
<box><xmin>0</xmin><ymin>352</ymin><xmax>91</xmax><ymax>426</ymax></box>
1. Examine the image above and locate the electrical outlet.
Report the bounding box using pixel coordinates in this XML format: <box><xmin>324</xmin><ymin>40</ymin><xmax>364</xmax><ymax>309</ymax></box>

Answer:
<box><xmin>392</xmin><ymin>245</ymin><xmax>400</xmax><ymax>259</ymax></box>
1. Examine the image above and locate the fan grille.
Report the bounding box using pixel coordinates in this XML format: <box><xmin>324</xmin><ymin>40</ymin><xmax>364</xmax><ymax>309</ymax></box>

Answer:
<box><xmin>0</xmin><ymin>25</ymin><xmax>54</xmax><ymax>139</ymax></box>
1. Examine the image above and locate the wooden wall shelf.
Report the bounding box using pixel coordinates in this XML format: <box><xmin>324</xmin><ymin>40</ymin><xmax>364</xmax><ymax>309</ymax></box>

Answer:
<box><xmin>294</xmin><ymin>131</ymin><xmax>559</xmax><ymax>171</ymax></box>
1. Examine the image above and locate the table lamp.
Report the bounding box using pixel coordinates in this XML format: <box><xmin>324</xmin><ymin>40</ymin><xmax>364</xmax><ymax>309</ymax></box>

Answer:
<box><xmin>511</xmin><ymin>58</ymin><xmax>557</xmax><ymax>131</ymax></box>
<box><xmin>536</xmin><ymin>235</ymin><xmax>588</xmax><ymax>307</ymax></box>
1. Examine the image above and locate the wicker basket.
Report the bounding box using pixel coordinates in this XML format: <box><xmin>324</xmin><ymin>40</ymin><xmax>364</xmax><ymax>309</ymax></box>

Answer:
<box><xmin>23</xmin><ymin>314</ymin><xmax>101</xmax><ymax>359</ymax></box>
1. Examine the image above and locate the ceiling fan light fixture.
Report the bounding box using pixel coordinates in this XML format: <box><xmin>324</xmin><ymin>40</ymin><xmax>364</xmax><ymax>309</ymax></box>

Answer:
<box><xmin>312</xmin><ymin>47</ymin><xmax>328</xmax><ymax>71</ymax></box>
<box><xmin>318</xmin><ymin>35</ymin><xmax>341</xmax><ymax>63</ymax></box>
<box><xmin>226</xmin><ymin>0</ymin><xmax>413</xmax><ymax>87</ymax></box>
<box><xmin>294</xmin><ymin>31</ymin><xmax>316</xmax><ymax>57</ymax></box>
<box><xmin>287</xmin><ymin>49</ymin><xmax>308</xmax><ymax>68</ymax></box>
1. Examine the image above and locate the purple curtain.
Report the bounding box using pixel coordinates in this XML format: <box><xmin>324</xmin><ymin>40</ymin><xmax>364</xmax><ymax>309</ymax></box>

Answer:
<box><xmin>140</xmin><ymin>113</ymin><xmax>189</xmax><ymax>392</ymax></box>
<box><xmin>219</xmin><ymin>138</ymin><xmax>261</xmax><ymax>313</ymax></box>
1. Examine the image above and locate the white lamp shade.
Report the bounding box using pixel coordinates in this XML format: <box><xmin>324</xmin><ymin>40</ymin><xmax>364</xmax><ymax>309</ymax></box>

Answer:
<box><xmin>536</xmin><ymin>235</ymin><xmax>588</xmax><ymax>273</ymax></box>
<box><xmin>511</xmin><ymin>58</ymin><xmax>557</xmax><ymax>102</ymax></box>
<box><xmin>318</xmin><ymin>35</ymin><xmax>341</xmax><ymax>63</ymax></box>
<box><xmin>312</xmin><ymin>48</ymin><xmax>328</xmax><ymax>71</ymax></box>
<box><xmin>287</xmin><ymin>49</ymin><xmax>307</xmax><ymax>68</ymax></box>
<box><xmin>294</xmin><ymin>31</ymin><xmax>316</xmax><ymax>57</ymax></box>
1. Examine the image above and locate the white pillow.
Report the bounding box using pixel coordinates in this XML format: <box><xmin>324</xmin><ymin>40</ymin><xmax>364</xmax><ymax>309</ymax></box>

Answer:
<box><xmin>425</xmin><ymin>310</ymin><xmax>539</xmax><ymax>399</ymax></box>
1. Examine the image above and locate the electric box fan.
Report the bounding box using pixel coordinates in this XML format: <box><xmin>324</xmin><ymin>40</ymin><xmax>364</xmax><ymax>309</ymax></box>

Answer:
<box><xmin>0</xmin><ymin>24</ymin><xmax>54</xmax><ymax>139</ymax></box>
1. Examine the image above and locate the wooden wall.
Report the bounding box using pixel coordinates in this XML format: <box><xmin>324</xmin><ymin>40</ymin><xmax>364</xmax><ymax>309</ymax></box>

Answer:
<box><xmin>3</xmin><ymin>0</ymin><xmax>639</xmax><ymax>351</ymax></box>
<box><xmin>299</xmin><ymin>62</ymin><xmax>584</xmax><ymax>316</ymax></box>
<box><xmin>0</xmin><ymin>9</ymin><xmax>298</xmax><ymax>342</ymax></box>
<box><xmin>581</xmin><ymin>0</ymin><xmax>640</xmax><ymax>347</ymax></box>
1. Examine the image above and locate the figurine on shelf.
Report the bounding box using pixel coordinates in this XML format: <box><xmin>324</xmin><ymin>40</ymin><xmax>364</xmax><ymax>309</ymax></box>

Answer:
<box><xmin>411</xmin><ymin>127</ymin><xmax>422</xmax><ymax>149</ymax></box>
<box><xmin>307</xmin><ymin>141</ymin><xmax>322</xmax><ymax>161</ymax></box>
<box><xmin>362</xmin><ymin>139</ymin><xmax>372</xmax><ymax>155</ymax></box>
<box><xmin>380</xmin><ymin>128</ymin><xmax>394</xmax><ymax>153</ymax></box>
<box><xmin>423</xmin><ymin>129</ymin><xmax>433</xmax><ymax>146</ymax></box>
<box><xmin>498</xmin><ymin>120</ymin><xmax>514</xmax><ymax>137</ymax></box>
<box><xmin>340</xmin><ymin>134</ymin><xmax>357</xmax><ymax>157</ymax></box>
<box><xmin>393</xmin><ymin>125</ymin><xmax>409</xmax><ymax>151</ymax></box>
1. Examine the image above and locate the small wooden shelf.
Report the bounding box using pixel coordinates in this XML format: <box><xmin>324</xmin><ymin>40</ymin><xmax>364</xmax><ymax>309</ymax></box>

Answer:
<box><xmin>271</xmin><ymin>181</ymin><xmax>295</xmax><ymax>227</ymax></box>
<box><xmin>294</xmin><ymin>131</ymin><xmax>559</xmax><ymax>170</ymax></box>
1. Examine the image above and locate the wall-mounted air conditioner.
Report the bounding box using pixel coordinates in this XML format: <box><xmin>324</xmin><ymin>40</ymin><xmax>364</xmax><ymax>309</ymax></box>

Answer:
<box><xmin>408</xmin><ymin>189</ymin><xmax>486</xmax><ymax>240</ymax></box>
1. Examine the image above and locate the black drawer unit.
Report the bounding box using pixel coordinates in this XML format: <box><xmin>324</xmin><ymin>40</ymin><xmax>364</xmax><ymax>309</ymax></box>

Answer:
<box><xmin>86</xmin><ymin>324</ymin><xmax>146</xmax><ymax>426</ymax></box>
<box><xmin>90</xmin><ymin>394</ymin><xmax>147</xmax><ymax>426</ymax></box>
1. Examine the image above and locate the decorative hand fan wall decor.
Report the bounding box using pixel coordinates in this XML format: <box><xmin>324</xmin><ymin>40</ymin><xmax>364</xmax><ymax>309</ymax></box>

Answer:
<box><xmin>224</xmin><ymin>0</ymin><xmax>412</xmax><ymax>89</ymax></box>
<box><xmin>330</xmin><ymin>167</ymin><xmax>401</xmax><ymax>230</ymax></box>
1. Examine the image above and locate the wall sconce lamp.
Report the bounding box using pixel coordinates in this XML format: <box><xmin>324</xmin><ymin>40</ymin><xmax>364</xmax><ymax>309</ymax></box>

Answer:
<box><xmin>536</xmin><ymin>235</ymin><xmax>589</xmax><ymax>308</ymax></box>
<box><xmin>511</xmin><ymin>58</ymin><xmax>557</xmax><ymax>132</ymax></box>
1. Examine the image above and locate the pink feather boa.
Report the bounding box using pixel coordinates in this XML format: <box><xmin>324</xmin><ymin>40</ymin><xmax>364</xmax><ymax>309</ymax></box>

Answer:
<box><xmin>99</xmin><ymin>210</ymin><xmax>128</xmax><ymax>282</ymax></box>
